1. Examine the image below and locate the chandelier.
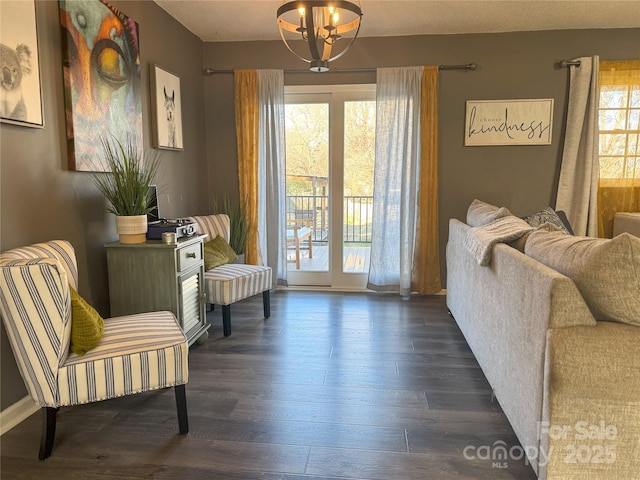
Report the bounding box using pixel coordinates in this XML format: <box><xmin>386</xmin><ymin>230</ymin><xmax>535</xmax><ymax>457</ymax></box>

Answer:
<box><xmin>277</xmin><ymin>1</ymin><xmax>363</xmax><ymax>72</ymax></box>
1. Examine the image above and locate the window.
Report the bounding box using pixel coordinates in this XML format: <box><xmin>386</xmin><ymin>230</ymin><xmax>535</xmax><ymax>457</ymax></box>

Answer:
<box><xmin>597</xmin><ymin>60</ymin><xmax>640</xmax><ymax>238</ymax></box>
<box><xmin>598</xmin><ymin>61</ymin><xmax>640</xmax><ymax>179</ymax></box>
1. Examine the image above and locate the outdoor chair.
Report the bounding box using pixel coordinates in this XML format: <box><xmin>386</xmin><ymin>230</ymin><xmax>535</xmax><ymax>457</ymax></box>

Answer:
<box><xmin>287</xmin><ymin>218</ymin><xmax>313</xmax><ymax>269</ymax></box>
<box><xmin>0</xmin><ymin>240</ymin><xmax>189</xmax><ymax>460</ymax></box>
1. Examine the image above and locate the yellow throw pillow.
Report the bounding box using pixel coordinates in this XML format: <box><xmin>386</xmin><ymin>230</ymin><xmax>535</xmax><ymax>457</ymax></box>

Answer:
<box><xmin>70</xmin><ymin>286</ymin><xmax>104</xmax><ymax>356</ymax></box>
<box><xmin>204</xmin><ymin>235</ymin><xmax>238</xmax><ymax>270</ymax></box>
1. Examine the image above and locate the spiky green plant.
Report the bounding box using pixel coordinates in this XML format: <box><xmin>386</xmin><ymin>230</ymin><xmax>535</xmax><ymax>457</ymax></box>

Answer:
<box><xmin>92</xmin><ymin>136</ymin><xmax>161</xmax><ymax>216</ymax></box>
<box><xmin>211</xmin><ymin>194</ymin><xmax>249</xmax><ymax>254</ymax></box>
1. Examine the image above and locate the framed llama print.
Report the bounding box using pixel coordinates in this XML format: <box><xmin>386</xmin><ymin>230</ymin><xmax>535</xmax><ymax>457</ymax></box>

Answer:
<box><xmin>151</xmin><ymin>64</ymin><xmax>183</xmax><ymax>150</ymax></box>
<box><xmin>59</xmin><ymin>0</ymin><xmax>143</xmax><ymax>171</ymax></box>
<box><xmin>1</xmin><ymin>0</ymin><xmax>44</xmax><ymax>128</ymax></box>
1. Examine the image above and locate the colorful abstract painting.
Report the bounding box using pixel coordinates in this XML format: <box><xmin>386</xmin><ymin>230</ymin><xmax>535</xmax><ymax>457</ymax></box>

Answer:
<box><xmin>59</xmin><ymin>0</ymin><xmax>142</xmax><ymax>171</ymax></box>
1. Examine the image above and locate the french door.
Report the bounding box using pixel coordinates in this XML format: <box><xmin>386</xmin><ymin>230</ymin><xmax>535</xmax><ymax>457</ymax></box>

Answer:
<box><xmin>284</xmin><ymin>84</ymin><xmax>376</xmax><ymax>288</ymax></box>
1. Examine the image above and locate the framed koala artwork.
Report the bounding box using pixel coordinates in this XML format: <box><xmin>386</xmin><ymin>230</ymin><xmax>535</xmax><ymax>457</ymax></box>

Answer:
<box><xmin>0</xmin><ymin>0</ymin><xmax>44</xmax><ymax>128</ymax></box>
<box><xmin>151</xmin><ymin>64</ymin><xmax>184</xmax><ymax>151</ymax></box>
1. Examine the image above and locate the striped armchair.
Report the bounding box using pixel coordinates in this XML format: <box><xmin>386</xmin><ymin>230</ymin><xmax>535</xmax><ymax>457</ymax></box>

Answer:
<box><xmin>0</xmin><ymin>240</ymin><xmax>189</xmax><ymax>459</ymax></box>
<box><xmin>186</xmin><ymin>215</ymin><xmax>272</xmax><ymax>336</ymax></box>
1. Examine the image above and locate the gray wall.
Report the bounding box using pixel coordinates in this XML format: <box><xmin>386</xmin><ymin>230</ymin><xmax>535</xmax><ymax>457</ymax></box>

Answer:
<box><xmin>1</xmin><ymin>1</ymin><xmax>207</xmax><ymax>410</ymax></box>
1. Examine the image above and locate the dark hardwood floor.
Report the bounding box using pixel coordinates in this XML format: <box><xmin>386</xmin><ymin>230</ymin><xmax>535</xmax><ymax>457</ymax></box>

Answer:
<box><xmin>1</xmin><ymin>291</ymin><xmax>537</xmax><ymax>479</ymax></box>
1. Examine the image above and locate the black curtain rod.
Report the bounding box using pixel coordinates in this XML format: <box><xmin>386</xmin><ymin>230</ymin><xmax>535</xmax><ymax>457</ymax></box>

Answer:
<box><xmin>203</xmin><ymin>63</ymin><xmax>477</xmax><ymax>75</ymax></box>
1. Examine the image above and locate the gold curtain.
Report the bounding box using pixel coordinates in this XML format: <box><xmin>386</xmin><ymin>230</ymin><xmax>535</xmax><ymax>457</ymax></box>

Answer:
<box><xmin>234</xmin><ymin>70</ymin><xmax>260</xmax><ymax>264</ymax></box>
<box><xmin>412</xmin><ymin>66</ymin><xmax>442</xmax><ymax>294</ymax></box>
<box><xmin>597</xmin><ymin>60</ymin><xmax>640</xmax><ymax>238</ymax></box>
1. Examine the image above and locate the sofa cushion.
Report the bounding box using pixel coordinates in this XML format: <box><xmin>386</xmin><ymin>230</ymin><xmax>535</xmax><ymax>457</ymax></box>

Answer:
<box><xmin>63</xmin><ymin>311</ymin><xmax>188</xmax><ymax>406</ymax></box>
<box><xmin>525</xmin><ymin>231</ymin><xmax>640</xmax><ymax>326</ymax></box>
<box><xmin>524</xmin><ymin>207</ymin><xmax>572</xmax><ymax>234</ymax></box>
<box><xmin>466</xmin><ymin>199</ymin><xmax>512</xmax><ymax>227</ymax></box>
<box><xmin>204</xmin><ymin>263</ymin><xmax>272</xmax><ymax>305</ymax></box>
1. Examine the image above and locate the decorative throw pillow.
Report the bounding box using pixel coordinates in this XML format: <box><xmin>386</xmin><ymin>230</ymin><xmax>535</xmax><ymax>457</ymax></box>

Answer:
<box><xmin>466</xmin><ymin>199</ymin><xmax>512</xmax><ymax>227</ymax></box>
<box><xmin>204</xmin><ymin>235</ymin><xmax>238</xmax><ymax>270</ymax></box>
<box><xmin>554</xmin><ymin>210</ymin><xmax>574</xmax><ymax>235</ymax></box>
<box><xmin>525</xmin><ymin>230</ymin><xmax>640</xmax><ymax>327</ymax></box>
<box><xmin>524</xmin><ymin>207</ymin><xmax>572</xmax><ymax>234</ymax></box>
<box><xmin>70</xmin><ymin>286</ymin><xmax>104</xmax><ymax>356</ymax></box>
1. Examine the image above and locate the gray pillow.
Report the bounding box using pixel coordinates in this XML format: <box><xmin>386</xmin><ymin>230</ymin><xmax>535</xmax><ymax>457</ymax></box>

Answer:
<box><xmin>466</xmin><ymin>199</ymin><xmax>512</xmax><ymax>227</ymax></box>
<box><xmin>525</xmin><ymin>230</ymin><xmax>640</xmax><ymax>326</ymax></box>
<box><xmin>524</xmin><ymin>207</ymin><xmax>571</xmax><ymax>234</ymax></box>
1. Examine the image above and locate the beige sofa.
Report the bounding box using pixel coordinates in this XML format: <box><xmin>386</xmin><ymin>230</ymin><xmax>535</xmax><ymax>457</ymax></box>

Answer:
<box><xmin>446</xmin><ymin>201</ymin><xmax>640</xmax><ymax>480</ymax></box>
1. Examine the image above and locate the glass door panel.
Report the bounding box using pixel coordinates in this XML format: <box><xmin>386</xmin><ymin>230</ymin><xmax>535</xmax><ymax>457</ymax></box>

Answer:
<box><xmin>285</xmin><ymin>102</ymin><xmax>330</xmax><ymax>284</ymax></box>
<box><xmin>343</xmin><ymin>100</ymin><xmax>375</xmax><ymax>276</ymax></box>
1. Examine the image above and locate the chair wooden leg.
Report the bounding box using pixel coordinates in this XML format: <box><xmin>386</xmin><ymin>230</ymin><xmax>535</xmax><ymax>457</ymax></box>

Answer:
<box><xmin>174</xmin><ymin>384</ymin><xmax>189</xmax><ymax>434</ymax></box>
<box><xmin>222</xmin><ymin>305</ymin><xmax>231</xmax><ymax>336</ymax></box>
<box><xmin>308</xmin><ymin>236</ymin><xmax>313</xmax><ymax>258</ymax></box>
<box><xmin>39</xmin><ymin>407</ymin><xmax>57</xmax><ymax>460</ymax></box>
<box><xmin>263</xmin><ymin>290</ymin><xmax>271</xmax><ymax>318</ymax></box>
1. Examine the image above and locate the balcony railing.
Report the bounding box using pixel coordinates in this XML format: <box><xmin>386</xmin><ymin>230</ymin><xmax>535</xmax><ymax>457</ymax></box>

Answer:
<box><xmin>286</xmin><ymin>195</ymin><xmax>373</xmax><ymax>244</ymax></box>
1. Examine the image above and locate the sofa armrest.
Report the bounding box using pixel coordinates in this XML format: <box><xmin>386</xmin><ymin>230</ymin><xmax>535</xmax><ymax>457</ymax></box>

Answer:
<box><xmin>542</xmin><ymin>322</ymin><xmax>640</xmax><ymax>480</ymax></box>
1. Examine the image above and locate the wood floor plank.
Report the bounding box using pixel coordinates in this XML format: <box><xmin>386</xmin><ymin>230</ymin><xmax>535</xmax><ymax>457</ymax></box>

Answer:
<box><xmin>1</xmin><ymin>292</ymin><xmax>537</xmax><ymax>479</ymax></box>
<box><xmin>229</xmin><ymin>398</ymin><xmax>514</xmax><ymax>431</ymax></box>
<box><xmin>306</xmin><ymin>446</ymin><xmax>537</xmax><ymax>480</ymax></box>
<box><xmin>183</xmin><ymin>380</ymin><xmax>430</xmax><ymax>409</ymax></box>
<box><xmin>425</xmin><ymin>390</ymin><xmax>505</xmax><ymax>412</ymax></box>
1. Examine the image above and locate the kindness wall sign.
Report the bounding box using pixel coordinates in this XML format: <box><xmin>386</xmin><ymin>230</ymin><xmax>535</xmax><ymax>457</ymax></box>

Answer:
<box><xmin>465</xmin><ymin>99</ymin><xmax>554</xmax><ymax>146</ymax></box>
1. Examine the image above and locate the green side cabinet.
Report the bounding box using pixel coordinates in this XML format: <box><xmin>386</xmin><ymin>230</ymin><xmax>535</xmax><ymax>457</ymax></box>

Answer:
<box><xmin>105</xmin><ymin>235</ymin><xmax>210</xmax><ymax>346</ymax></box>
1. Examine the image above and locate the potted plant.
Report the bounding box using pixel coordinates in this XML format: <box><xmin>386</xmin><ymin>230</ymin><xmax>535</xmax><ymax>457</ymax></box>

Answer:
<box><xmin>92</xmin><ymin>136</ymin><xmax>161</xmax><ymax>244</ymax></box>
<box><xmin>211</xmin><ymin>194</ymin><xmax>249</xmax><ymax>261</ymax></box>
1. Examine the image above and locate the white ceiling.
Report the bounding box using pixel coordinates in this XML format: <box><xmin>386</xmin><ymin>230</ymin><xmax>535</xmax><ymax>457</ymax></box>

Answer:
<box><xmin>153</xmin><ymin>0</ymin><xmax>640</xmax><ymax>42</ymax></box>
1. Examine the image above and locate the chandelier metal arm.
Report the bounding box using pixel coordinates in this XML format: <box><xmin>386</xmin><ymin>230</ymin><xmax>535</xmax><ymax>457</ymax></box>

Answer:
<box><xmin>303</xmin><ymin>8</ymin><xmax>322</xmax><ymax>62</ymax></box>
<box><xmin>320</xmin><ymin>23</ymin><xmax>360</xmax><ymax>62</ymax></box>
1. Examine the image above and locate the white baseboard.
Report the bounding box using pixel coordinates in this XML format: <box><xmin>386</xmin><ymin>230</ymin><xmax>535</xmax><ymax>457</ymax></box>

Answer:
<box><xmin>0</xmin><ymin>396</ymin><xmax>38</xmax><ymax>436</ymax></box>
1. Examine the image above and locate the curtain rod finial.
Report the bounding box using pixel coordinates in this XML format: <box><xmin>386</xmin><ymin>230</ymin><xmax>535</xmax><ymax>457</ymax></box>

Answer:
<box><xmin>560</xmin><ymin>60</ymin><xmax>581</xmax><ymax>68</ymax></box>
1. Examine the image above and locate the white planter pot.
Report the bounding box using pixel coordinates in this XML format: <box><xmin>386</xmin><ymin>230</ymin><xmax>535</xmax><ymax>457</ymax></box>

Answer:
<box><xmin>115</xmin><ymin>215</ymin><xmax>148</xmax><ymax>244</ymax></box>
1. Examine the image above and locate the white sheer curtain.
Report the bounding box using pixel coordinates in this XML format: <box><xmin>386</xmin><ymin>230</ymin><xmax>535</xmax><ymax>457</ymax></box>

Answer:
<box><xmin>368</xmin><ymin>66</ymin><xmax>423</xmax><ymax>297</ymax></box>
<box><xmin>556</xmin><ymin>56</ymin><xmax>600</xmax><ymax>236</ymax></box>
<box><xmin>257</xmin><ymin>70</ymin><xmax>287</xmax><ymax>288</ymax></box>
